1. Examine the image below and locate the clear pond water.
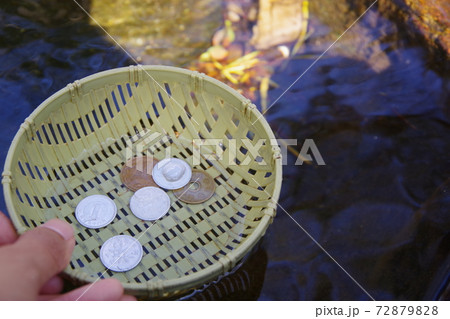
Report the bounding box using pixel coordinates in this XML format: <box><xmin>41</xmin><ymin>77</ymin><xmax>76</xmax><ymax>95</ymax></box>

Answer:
<box><xmin>0</xmin><ymin>0</ymin><xmax>448</xmax><ymax>300</ymax></box>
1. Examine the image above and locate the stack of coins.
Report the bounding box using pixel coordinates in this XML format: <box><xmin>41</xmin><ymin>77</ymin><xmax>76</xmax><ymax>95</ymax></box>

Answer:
<box><xmin>74</xmin><ymin>155</ymin><xmax>216</xmax><ymax>273</ymax></box>
<box><xmin>152</xmin><ymin>158</ymin><xmax>192</xmax><ymax>190</ymax></box>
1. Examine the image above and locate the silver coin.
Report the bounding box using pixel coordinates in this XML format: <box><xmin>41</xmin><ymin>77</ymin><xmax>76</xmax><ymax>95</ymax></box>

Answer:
<box><xmin>100</xmin><ymin>235</ymin><xmax>143</xmax><ymax>272</ymax></box>
<box><xmin>152</xmin><ymin>158</ymin><xmax>192</xmax><ymax>190</ymax></box>
<box><xmin>75</xmin><ymin>195</ymin><xmax>117</xmax><ymax>229</ymax></box>
<box><xmin>130</xmin><ymin>186</ymin><xmax>171</xmax><ymax>221</ymax></box>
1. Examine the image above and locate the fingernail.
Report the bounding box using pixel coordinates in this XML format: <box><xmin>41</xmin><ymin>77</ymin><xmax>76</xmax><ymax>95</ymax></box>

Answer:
<box><xmin>40</xmin><ymin>219</ymin><xmax>74</xmax><ymax>241</ymax></box>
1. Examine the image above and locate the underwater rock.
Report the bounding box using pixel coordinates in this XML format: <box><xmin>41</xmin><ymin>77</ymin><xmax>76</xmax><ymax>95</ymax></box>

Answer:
<box><xmin>375</xmin><ymin>0</ymin><xmax>450</xmax><ymax>59</ymax></box>
<box><xmin>250</xmin><ymin>0</ymin><xmax>304</xmax><ymax>50</ymax></box>
<box><xmin>88</xmin><ymin>0</ymin><xmax>223</xmax><ymax>66</ymax></box>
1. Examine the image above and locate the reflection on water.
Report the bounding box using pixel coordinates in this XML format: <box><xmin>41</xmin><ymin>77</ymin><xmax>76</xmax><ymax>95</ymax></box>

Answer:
<box><xmin>0</xmin><ymin>0</ymin><xmax>448</xmax><ymax>300</ymax></box>
<box><xmin>88</xmin><ymin>0</ymin><xmax>222</xmax><ymax>66</ymax></box>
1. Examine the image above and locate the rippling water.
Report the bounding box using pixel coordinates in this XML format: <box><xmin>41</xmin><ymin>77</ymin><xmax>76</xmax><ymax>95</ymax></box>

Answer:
<box><xmin>0</xmin><ymin>0</ymin><xmax>448</xmax><ymax>300</ymax></box>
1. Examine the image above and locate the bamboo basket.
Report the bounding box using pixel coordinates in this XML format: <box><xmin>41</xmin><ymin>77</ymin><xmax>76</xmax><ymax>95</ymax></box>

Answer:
<box><xmin>2</xmin><ymin>65</ymin><xmax>282</xmax><ymax>299</ymax></box>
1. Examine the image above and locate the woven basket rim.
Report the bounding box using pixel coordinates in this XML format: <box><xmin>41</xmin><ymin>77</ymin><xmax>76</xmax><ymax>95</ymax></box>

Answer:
<box><xmin>2</xmin><ymin>65</ymin><xmax>283</xmax><ymax>297</ymax></box>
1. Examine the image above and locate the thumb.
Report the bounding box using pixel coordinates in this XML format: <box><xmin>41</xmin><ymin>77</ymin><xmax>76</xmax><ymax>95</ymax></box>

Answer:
<box><xmin>0</xmin><ymin>219</ymin><xmax>75</xmax><ymax>300</ymax></box>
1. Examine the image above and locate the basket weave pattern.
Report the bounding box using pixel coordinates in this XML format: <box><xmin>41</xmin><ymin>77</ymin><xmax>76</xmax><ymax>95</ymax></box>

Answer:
<box><xmin>2</xmin><ymin>66</ymin><xmax>282</xmax><ymax>298</ymax></box>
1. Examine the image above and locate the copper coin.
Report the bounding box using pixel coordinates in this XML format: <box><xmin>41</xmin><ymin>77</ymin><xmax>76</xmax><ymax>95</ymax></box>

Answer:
<box><xmin>120</xmin><ymin>156</ymin><xmax>159</xmax><ymax>192</ymax></box>
<box><xmin>173</xmin><ymin>170</ymin><xmax>215</xmax><ymax>204</ymax></box>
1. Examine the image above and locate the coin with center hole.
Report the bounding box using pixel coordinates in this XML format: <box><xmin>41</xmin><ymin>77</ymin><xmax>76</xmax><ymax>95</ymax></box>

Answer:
<box><xmin>120</xmin><ymin>156</ymin><xmax>159</xmax><ymax>192</ymax></box>
<box><xmin>130</xmin><ymin>186</ymin><xmax>171</xmax><ymax>221</ymax></box>
<box><xmin>173</xmin><ymin>170</ymin><xmax>215</xmax><ymax>204</ymax></box>
<box><xmin>75</xmin><ymin>195</ymin><xmax>117</xmax><ymax>229</ymax></box>
<box><xmin>152</xmin><ymin>158</ymin><xmax>192</xmax><ymax>190</ymax></box>
<box><xmin>100</xmin><ymin>235</ymin><xmax>143</xmax><ymax>272</ymax></box>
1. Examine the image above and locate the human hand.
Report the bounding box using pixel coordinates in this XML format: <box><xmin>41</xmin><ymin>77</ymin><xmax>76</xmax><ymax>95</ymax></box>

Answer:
<box><xmin>0</xmin><ymin>211</ymin><xmax>136</xmax><ymax>301</ymax></box>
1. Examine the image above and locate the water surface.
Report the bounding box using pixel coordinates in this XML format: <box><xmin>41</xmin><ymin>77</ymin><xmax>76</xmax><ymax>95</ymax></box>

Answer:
<box><xmin>0</xmin><ymin>0</ymin><xmax>448</xmax><ymax>300</ymax></box>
